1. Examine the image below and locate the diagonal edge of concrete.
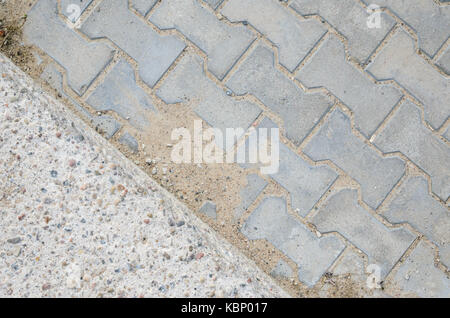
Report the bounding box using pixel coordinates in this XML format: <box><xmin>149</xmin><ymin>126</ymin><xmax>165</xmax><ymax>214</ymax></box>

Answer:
<box><xmin>0</xmin><ymin>53</ymin><xmax>288</xmax><ymax>298</ymax></box>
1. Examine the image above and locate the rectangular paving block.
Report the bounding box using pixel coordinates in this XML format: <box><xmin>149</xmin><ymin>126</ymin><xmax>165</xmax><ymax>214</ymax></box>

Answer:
<box><xmin>156</xmin><ymin>53</ymin><xmax>262</xmax><ymax>150</ymax></box>
<box><xmin>149</xmin><ymin>0</ymin><xmax>255</xmax><ymax>80</ymax></box>
<box><xmin>367</xmin><ymin>29</ymin><xmax>449</xmax><ymax>130</ymax></box>
<box><xmin>221</xmin><ymin>0</ymin><xmax>327</xmax><ymax>72</ymax></box>
<box><xmin>24</xmin><ymin>0</ymin><xmax>115</xmax><ymax>95</ymax></box>
<box><xmin>234</xmin><ymin>174</ymin><xmax>268</xmax><ymax>221</ymax></box>
<box><xmin>374</xmin><ymin>101</ymin><xmax>450</xmax><ymax>202</ymax></box>
<box><xmin>290</xmin><ymin>0</ymin><xmax>395</xmax><ymax>63</ymax></box>
<box><xmin>436</xmin><ymin>46</ymin><xmax>450</xmax><ymax>75</ymax></box>
<box><xmin>119</xmin><ymin>132</ymin><xmax>139</xmax><ymax>153</ymax></box>
<box><xmin>313</xmin><ymin>189</ymin><xmax>416</xmax><ymax>278</ymax></box>
<box><xmin>242</xmin><ymin>196</ymin><xmax>345</xmax><ymax>287</ymax></box>
<box><xmin>304</xmin><ymin>109</ymin><xmax>405</xmax><ymax>209</ymax></box>
<box><xmin>296</xmin><ymin>35</ymin><xmax>402</xmax><ymax>138</ymax></box>
<box><xmin>61</xmin><ymin>0</ymin><xmax>93</xmax><ymax>22</ymax></box>
<box><xmin>392</xmin><ymin>240</ymin><xmax>450</xmax><ymax>298</ymax></box>
<box><xmin>362</xmin><ymin>0</ymin><xmax>450</xmax><ymax>57</ymax></box>
<box><xmin>80</xmin><ymin>0</ymin><xmax>185</xmax><ymax>88</ymax></box>
<box><xmin>237</xmin><ymin>117</ymin><xmax>338</xmax><ymax>216</ymax></box>
<box><xmin>131</xmin><ymin>0</ymin><xmax>158</xmax><ymax>16</ymax></box>
<box><xmin>227</xmin><ymin>43</ymin><xmax>333</xmax><ymax>145</ymax></box>
<box><xmin>383</xmin><ymin>176</ymin><xmax>450</xmax><ymax>268</ymax></box>
<box><xmin>86</xmin><ymin>59</ymin><xmax>156</xmax><ymax>130</ymax></box>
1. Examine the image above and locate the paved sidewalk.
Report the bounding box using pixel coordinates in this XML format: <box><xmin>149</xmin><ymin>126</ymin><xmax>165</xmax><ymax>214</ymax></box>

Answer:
<box><xmin>10</xmin><ymin>0</ymin><xmax>450</xmax><ymax>296</ymax></box>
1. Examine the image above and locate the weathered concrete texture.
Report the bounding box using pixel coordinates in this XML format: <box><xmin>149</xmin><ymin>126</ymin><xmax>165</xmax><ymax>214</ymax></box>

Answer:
<box><xmin>221</xmin><ymin>0</ymin><xmax>327</xmax><ymax>72</ymax></box>
<box><xmin>367</xmin><ymin>29</ymin><xmax>449</xmax><ymax>130</ymax></box>
<box><xmin>362</xmin><ymin>0</ymin><xmax>450</xmax><ymax>57</ymax></box>
<box><xmin>227</xmin><ymin>43</ymin><xmax>332</xmax><ymax>145</ymax></box>
<box><xmin>391</xmin><ymin>240</ymin><xmax>450</xmax><ymax>298</ymax></box>
<box><xmin>150</xmin><ymin>0</ymin><xmax>255</xmax><ymax>80</ymax></box>
<box><xmin>80</xmin><ymin>0</ymin><xmax>185</xmax><ymax>88</ymax></box>
<box><xmin>24</xmin><ymin>0</ymin><xmax>115</xmax><ymax>95</ymax></box>
<box><xmin>242</xmin><ymin>197</ymin><xmax>345</xmax><ymax>287</ymax></box>
<box><xmin>60</xmin><ymin>0</ymin><xmax>93</xmax><ymax>22</ymax></box>
<box><xmin>234</xmin><ymin>174</ymin><xmax>268</xmax><ymax>221</ymax></box>
<box><xmin>156</xmin><ymin>53</ymin><xmax>261</xmax><ymax>149</ymax></box>
<box><xmin>290</xmin><ymin>0</ymin><xmax>395</xmax><ymax>63</ymax></box>
<box><xmin>203</xmin><ymin>0</ymin><xmax>224</xmax><ymax>10</ymax></box>
<box><xmin>436</xmin><ymin>46</ymin><xmax>450</xmax><ymax>75</ymax></box>
<box><xmin>297</xmin><ymin>35</ymin><xmax>402</xmax><ymax>138</ymax></box>
<box><xmin>86</xmin><ymin>59</ymin><xmax>156</xmax><ymax>130</ymax></box>
<box><xmin>374</xmin><ymin>101</ymin><xmax>450</xmax><ymax>202</ymax></box>
<box><xmin>0</xmin><ymin>54</ymin><xmax>287</xmax><ymax>298</ymax></box>
<box><xmin>270</xmin><ymin>259</ymin><xmax>293</xmax><ymax>279</ymax></box>
<box><xmin>313</xmin><ymin>189</ymin><xmax>416</xmax><ymax>278</ymax></box>
<box><xmin>383</xmin><ymin>176</ymin><xmax>450</xmax><ymax>267</ymax></box>
<box><xmin>131</xmin><ymin>0</ymin><xmax>158</xmax><ymax>16</ymax></box>
<box><xmin>199</xmin><ymin>200</ymin><xmax>217</xmax><ymax>220</ymax></box>
<box><xmin>41</xmin><ymin>63</ymin><xmax>121</xmax><ymax>139</ymax></box>
<box><xmin>304</xmin><ymin>109</ymin><xmax>405</xmax><ymax>210</ymax></box>
<box><xmin>118</xmin><ymin>132</ymin><xmax>139</xmax><ymax>153</ymax></box>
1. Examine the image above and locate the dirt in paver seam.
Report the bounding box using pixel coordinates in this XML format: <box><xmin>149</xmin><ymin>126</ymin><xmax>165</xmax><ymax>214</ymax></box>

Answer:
<box><xmin>1</xmin><ymin>0</ymin><xmax>447</xmax><ymax>298</ymax></box>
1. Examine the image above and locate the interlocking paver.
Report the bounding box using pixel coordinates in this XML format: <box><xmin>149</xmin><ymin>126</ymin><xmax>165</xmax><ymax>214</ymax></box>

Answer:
<box><xmin>234</xmin><ymin>174</ymin><xmax>268</xmax><ymax>221</ymax></box>
<box><xmin>149</xmin><ymin>0</ymin><xmax>255</xmax><ymax>80</ymax></box>
<box><xmin>242</xmin><ymin>196</ymin><xmax>345</xmax><ymax>286</ymax></box>
<box><xmin>86</xmin><ymin>59</ymin><xmax>156</xmax><ymax>130</ymax></box>
<box><xmin>296</xmin><ymin>35</ymin><xmax>402</xmax><ymax>137</ymax></box>
<box><xmin>199</xmin><ymin>200</ymin><xmax>217</xmax><ymax>219</ymax></box>
<box><xmin>41</xmin><ymin>63</ymin><xmax>121</xmax><ymax>139</ymax></box>
<box><xmin>227</xmin><ymin>43</ymin><xmax>332</xmax><ymax>145</ymax></box>
<box><xmin>313</xmin><ymin>189</ymin><xmax>416</xmax><ymax>278</ymax></box>
<box><xmin>383</xmin><ymin>176</ymin><xmax>450</xmax><ymax>267</ymax></box>
<box><xmin>290</xmin><ymin>0</ymin><xmax>395</xmax><ymax>63</ymax></box>
<box><xmin>368</xmin><ymin>29</ymin><xmax>449</xmax><ymax>130</ymax></box>
<box><xmin>221</xmin><ymin>0</ymin><xmax>327</xmax><ymax>72</ymax></box>
<box><xmin>80</xmin><ymin>0</ymin><xmax>185</xmax><ymax>88</ymax></box>
<box><xmin>436</xmin><ymin>46</ymin><xmax>450</xmax><ymax>75</ymax></box>
<box><xmin>119</xmin><ymin>132</ymin><xmax>139</xmax><ymax>153</ymax></box>
<box><xmin>391</xmin><ymin>240</ymin><xmax>450</xmax><ymax>297</ymax></box>
<box><xmin>304</xmin><ymin>109</ymin><xmax>405</xmax><ymax>209</ymax></box>
<box><xmin>362</xmin><ymin>0</ymin><xmax>450</xmax><ymax>57</ymax></box>
<box><xmin>131</xmin><ymin>0</ymin><xmax>158</xmax><ymax>16</ymax></box>
<box><xmin>24</xmin><ymin>0</ymin><xmax>115</xmax><ymax>95</ymax></box>
<box><xmin>60</xmin><ymin>0</ymin><xmax>93</xmax><ymax>22</ymax></box>
<box><xmin>237</xmin><ymin>117</ymin><xmax>338</xmax><ymax>216</ymax></box>
<box><xmin>374</xmin><ymin>101</ymin><xmax>450</xmax><ymax>202</ymax></box>
<box><xmin>156</xmin><ymin>53</ymin><xmax>262</xmax><ymax>149</ymax></box>
<box><xmin>270</xmin><ymin>259</ymin><xmax>293</xmax><ymax>279</ymax></box>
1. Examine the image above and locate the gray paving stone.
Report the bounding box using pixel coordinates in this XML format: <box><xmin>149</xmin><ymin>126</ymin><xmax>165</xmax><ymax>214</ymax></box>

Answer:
<box><xmin>237</xmin><ymin>117</ymin><xmax>338</xmax><ymax>216</ymax></box>
<box><xmin>234</xmin><ymin>174</ymin><xmax>268</xmax><ymax>221</ymax></box>
<box><xmin>86</xmin><ymin>59</ymin><xmax>156</xmax><ymax>131</ymax></box>
<box><xmin>367</xmin><ymin>29</ymin><xmax>449</xmax><ymax>130</ymax></box>
<box><xmin>313</xmin><ymin>189</ymin><xmax>416</xmax><ymax>278</ymax></box>
<box><xmin>436</xmin><ymin>46</ymin><xmax>450</xmax><ymax>75</ymax></box>
<box><xmin>290</xmin><ymin>0</ymin><xmax>395</xmax><ymax>63</ymax></box>
<box><xmin>383</xmin><ymin>176</ymin><xmax>450</xmax><ymax>268</ymax></box>
<box><xmin>91</xmin><ymin>116</ymin><xmax>122</xmax><ymax>140</ymax></box>
<box><xmin>199</xmin><ymin>200</ymin><xmax>217</xmax><ymax>219</ymax></box>
<box><xmin>304</xmin><ymin>109</ymin><xmax>405</xmax><ymax>209</ymax></box>
<box><xmin>392</xmin><ymin>240</ymin><xmax>450</xmax><ymax>297</ymax></box>
<box><xmin>362</xmin><ymin>0</ymin><xmax>450</xmax><ymax>57</ymax></box>
<box><xmin>270</xmin><ymin>259</ymin><xmax>293</xmax><ymax>279</ymax></box>
<box><xmin>156</xmin><ymin>53</ymin><xmax>262</xmax><ymax>149</ymax></box>
<box><xmin>444</xmin><ymin>126</ymin><xmax>450</xmax><ymax>142</ymax></box>
<box><xmin>227</xmin><ymin>43</ymin><xmax>332</xmax><ymax>145</ymax></box>
<box><xmin>221</xmin><ymin>0</ymin><xmax>327</xmax><ymax>72</ymax></box>
<box><xmin>60</xmin><ymin>0</ymin><xmax>93</xmax><ymax>22</ymax></box>
<box><xmin>24</xmin><ymin>0</ymin><xmax>114</xmax><ymax>95</ymax></box>
<box><xmin>296</xmin><ymin>35</ymin><xmax>402</xmax><ymax>137</ymax></box>
<box><xmin>150</xmin><ymin>0</ymin><xmax>255</xmax><ymax>80</ymax></box>
<box><xmin>131</xmin><ymin>0</ymin><xmax>158</xmax><ymax>16</ymax></box>
<box><xmin>80</xmin><ymin>0</ymin><xmax>185</xmax><ymax>88</ymax></box>
<box><xmin>203</xmin><ymin>0</ymin><xmax>224</xmax><ymax>10</ymax></box>
<box><xmin>119</xmin><ymin>132</ymin><xmax>139</xmax><ymax>153</ymax></box>
<box><xmin>242</xmin><ymin>197</ymin><xmax>345</xmax><ymax>287</ymax></box>
<box><xmin>373</xmin><ymin>101</ymin><xmax>450</xmax><ymax>202</ymax></box>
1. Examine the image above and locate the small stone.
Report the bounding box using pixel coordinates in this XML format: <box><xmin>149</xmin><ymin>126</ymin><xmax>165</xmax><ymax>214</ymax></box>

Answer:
<box><xmin>7</xmin><ymin>237</ymin><xmax>22</xmax><ymax>244</ymax></box>
<box><xmin>50</xmin><ymin>170</ymin><xmax>58</xmax><ymax>178</ymax></box>
<box><xmin>56</xmin><ymin>132</ymin><xmax>61</xmax><ymax>138</ymax></box>
<box><xmin>68</xmin><ymin>159</ymin><xmax>76</xmax><ymax>167</ymax></box>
